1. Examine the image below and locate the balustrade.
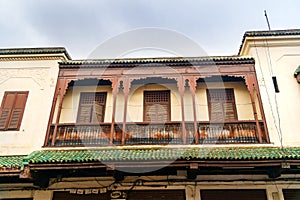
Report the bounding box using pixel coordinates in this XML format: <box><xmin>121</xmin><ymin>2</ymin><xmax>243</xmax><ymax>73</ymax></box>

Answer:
<box><xmin>46</xmin><ymin>121</ymin><xmax>266</xmax><ymax>147</ymax></box>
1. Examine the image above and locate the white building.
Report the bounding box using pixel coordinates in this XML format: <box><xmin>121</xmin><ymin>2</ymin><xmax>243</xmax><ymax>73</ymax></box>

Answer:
<box><xmin>0</xmin><ymin>29</ymin><xmax>300</xmax><ymax>200</ymax></box>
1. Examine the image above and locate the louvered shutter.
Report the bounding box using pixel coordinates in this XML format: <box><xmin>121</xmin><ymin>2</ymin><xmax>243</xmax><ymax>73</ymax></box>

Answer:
<box><xmin>201</xmin><ymin>189</ymin><xmax>267</xmax><ymax>200</ymax></box>
<box><xmin>144</xmin><ymin>90</ymin><xmax>170</xmax><ymax>122</ymax></box>
<box><xmin>0</xmin><ymin>92</ymin><xmax>28</xmax><ymax>130</ymax></box>
<box><xmin>77</xmin><ymin>105</ymin><xmax>92</xmax><ymax>123</ymax></box>
<box><xmin>207</xmin><ymin>89</ymin><xmax>237</xmax><ymax>122</ymax></box>
<box><xmin>91</xmin><ymin>92</ymin><xmax>106</xmax><ymax>123</ymax></box>
<box><xmin>77</xmin><ymin>92</ymin><xmax>106</xmax><ymax>123</ymax></box>
<box><xmin>8</xmin><ymin>92</ymin><xmax>28</xmax><ymax>129</ymax></box>
<box><xmin>0</xmin><ymin>93</ymin><xmax>14</xmax><ymax>129</ymax></box>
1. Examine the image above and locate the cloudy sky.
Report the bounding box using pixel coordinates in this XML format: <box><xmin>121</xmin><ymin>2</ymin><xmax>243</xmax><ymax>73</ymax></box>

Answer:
<box><xmin>0</xmin><ymin>0</ymin><xmax>300</xmax><ymax>59</ymax></box>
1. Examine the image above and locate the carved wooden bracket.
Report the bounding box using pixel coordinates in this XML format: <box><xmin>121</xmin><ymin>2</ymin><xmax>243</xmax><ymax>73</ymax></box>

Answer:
<box><xmin>19</xmin><ymin>166</ymin><xmax>31</xmax><ymax>179</ymax></box>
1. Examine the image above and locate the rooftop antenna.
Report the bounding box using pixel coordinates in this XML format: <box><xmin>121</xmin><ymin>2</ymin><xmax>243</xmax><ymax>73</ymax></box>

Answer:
<box><xmin>264</xmin><ymin>10</ymin><xmax>271</xmax><ymax>31</ymax></box>
<box><xmin>264</xmin><ymin>10</ymin><xmax>279</xmax><ymax>92</ymax></box>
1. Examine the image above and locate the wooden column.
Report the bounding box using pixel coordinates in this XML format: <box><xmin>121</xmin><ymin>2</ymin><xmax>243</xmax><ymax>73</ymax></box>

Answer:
<box><xmin>44</xmin><ymin>78</ymin><xmax>61</xmax><ymax>146</ymax></box>
<box><xmin>110</xmin><ymin>77</ymin><xmax>119</xmax><ymax>145</ymax></box>
<box><xmin>245</xmin><ymin>74</ymin><xmax>263</xmax><ymax>143</ymax></box>
<box><xmin>51</xmin><ymin>78</ymin><xmax>69</xmax><ymax>146</ymax></box>
<box><xmin>252</xmin><ymin>75</ymin><xmax>270</xmax><ymax>143</ymax></box>
<box><xmin>188</xmin><ymin>77</ymin><xmax>198</xmax><ymax>144</ymax></box>
<box><xmin>122</xmin><ymin>78</ymin><xmax>130</xmax><ymax>145</ymax></box>
<box><xmin>177</xmin><ymin>76</ymin><xmax>187</xmax><ymax>144</ymax></box>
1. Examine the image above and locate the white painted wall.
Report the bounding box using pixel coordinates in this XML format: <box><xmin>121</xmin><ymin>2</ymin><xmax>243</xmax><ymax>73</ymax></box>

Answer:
<box><xmin>0</xmin><ymin>54</ymin><xmax>67</xmax><ymax>155</ymax></box>
<box><xmin>240</xmin><ymin>36</ymin><xmax>300</xmax><ymax>146</ymax></box>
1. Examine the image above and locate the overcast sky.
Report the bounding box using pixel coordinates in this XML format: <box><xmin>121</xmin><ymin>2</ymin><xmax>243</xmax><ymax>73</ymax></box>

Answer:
<box><xmin>0</xmin><ymin>0</ymin><xmax>300</xmax><ymax>59</ymax></box>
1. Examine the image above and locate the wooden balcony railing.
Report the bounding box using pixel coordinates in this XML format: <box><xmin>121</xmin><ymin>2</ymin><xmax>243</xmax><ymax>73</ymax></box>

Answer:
<box><xmin>45</xmin><ymin>121</ymin><xmax>267</xmax><ymax>147</ymax></box>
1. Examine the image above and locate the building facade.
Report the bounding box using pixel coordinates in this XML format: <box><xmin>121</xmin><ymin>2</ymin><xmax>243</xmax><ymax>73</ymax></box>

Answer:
<box><xmin>0</xmin><ymin>29</ymin><xmax>300</xmax><ymax>200</ymax></box>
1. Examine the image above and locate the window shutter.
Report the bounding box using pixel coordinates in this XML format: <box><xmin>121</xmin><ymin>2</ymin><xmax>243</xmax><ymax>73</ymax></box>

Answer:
<box><xmin>77</xmin><ymin>92</ymin><xmax>106</xmax><ymax>123</ymax></box>
<box><xmin>8</xmin><ymin>92</ymin><xmax>28</xmax><ymax>129</ymax></box>
<box><xmin>207</xmin><ymin>89</ymin><xmax>237</xmax><ymax>122</ymax></box>
<box><xmin>144</xmin><ymin>90</ymin><xmax>170</xmax><ymax>122</ymax></box>
<box><xmin>0</xmin><ymin>93</ymin><xmax>15</xmax><ymax>129</ymax></box>
<box><xmin>77</xmin><ymin>105</ymin><xmax>92</xmax><ymax>123</ymax></box>
<box><xmin>0</xmin><ymin>92</ymin><xmax>28</xmax><ymax>130</ymax></box>
<box><xmin>91</xmin><ymin>101</ymin><xmax>104</xmax><ymax>123</ymax></box>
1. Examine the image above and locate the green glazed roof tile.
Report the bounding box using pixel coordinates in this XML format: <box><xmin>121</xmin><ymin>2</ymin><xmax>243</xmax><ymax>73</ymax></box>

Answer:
<box><xmin>0</xmin><ymin>155</ymin><xmax>26</xmax><ymax>169</ymax></box>
<box><xmin>23</xmin><ymin>147</ymin><xmax>300</xmax><ymax>165</ymax></box>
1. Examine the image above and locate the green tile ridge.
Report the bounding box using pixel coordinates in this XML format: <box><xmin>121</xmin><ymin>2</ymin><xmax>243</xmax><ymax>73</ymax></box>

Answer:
<box><xmin>0</xmin><ymin>155</ymin><xmax>27</xmax><ymax>169</ymax></box>
<box><xmin>59</xmin><ymin>56</ymin><xmax>254</xmax><ymax>66</ymax></box>
<box><xmin>0</xmin><ymin>47</ymin><xmax>71</xmax><ymax>59</ymax></box>
<box><xmin>24</xmin><ymin>147</ymin><xmax>300</xmax><ymax>165</ymax></box>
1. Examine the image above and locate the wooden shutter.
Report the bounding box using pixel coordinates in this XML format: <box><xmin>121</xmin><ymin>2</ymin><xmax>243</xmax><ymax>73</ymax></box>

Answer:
<box><xmin>283</xmin><ymin>189</ymin><xmax>300</xmax><ymax>200</ymax></box>
<box><xmin>0</xmin><ymin>92</ymin><xmax>28</xmax><ymax>130</ymax></box>
<box><xmin>201</xmin><ymin>189</ymin><xmax>267</xmax><ymax>200</ymax></box>
<box><xmin>207</xmin><ymin>89</ymin><xmax>237</xmax><ymax>122</ymax></box>
<box><xmin>144</xmin><ymin>90</ymin><xmax>170</xmax><ymax>122</ymax></box>
<box><xmin>77</xmin><ymin>92</ymin><xmax>107</xmax><ymax>123</ymax></box>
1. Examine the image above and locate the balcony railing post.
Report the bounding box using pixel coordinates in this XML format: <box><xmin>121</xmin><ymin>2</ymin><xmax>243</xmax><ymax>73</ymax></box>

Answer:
<box><xmin>110</xmin><ymin>77</ymin><xmax>119</xmax><ymax>145</ymax></box>
<box><xmin>188</xmin><ymin>77</ymin><xmax>198</xmax><ymax>144</ymax></box>
<box><xmin>177</xmin><ymin>76</ymin><xmax>187</xmax><ymax>144</ymax></box>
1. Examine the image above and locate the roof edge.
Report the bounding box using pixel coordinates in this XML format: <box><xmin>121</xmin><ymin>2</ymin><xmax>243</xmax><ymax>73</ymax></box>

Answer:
<box><xmin>239</xmin><ymin>29</ymin><xmax>300</xmax><ymax>55</ymax></box>
<box><xmin>59</xmin><ymin>55</ymin><xmax>254</xmax><ymax>67</ymax></box>
<box><xmin>0</xmin><ymin>47</ymin><xmax>71</xmax><ymax>60</ymax></box>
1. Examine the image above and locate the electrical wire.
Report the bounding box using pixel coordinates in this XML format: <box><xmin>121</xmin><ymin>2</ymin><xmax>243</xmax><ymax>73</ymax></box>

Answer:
<box><xmin>253</xmin><ymin>39</ymin><xmax>283</xmax><ymax>147</ymax></box>
<box><xmin>262</xmin><ymin>36</ymin><xmax>284</xmax><ymax>149</ymax></box>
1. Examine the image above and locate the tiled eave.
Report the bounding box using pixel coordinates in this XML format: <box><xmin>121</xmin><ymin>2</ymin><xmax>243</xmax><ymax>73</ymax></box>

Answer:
<box><xmin>58</xmin><ymin>56</ymin><xmax>254</xmax><ymax>68</ymax></box>
<box><xmin>0</xmin><ymin>155</ymin><xmax>26</xmax><ymax>176</ymax></box>
<box><xmin>23</xmin><ymin>147</ymin><xmax>300</xmax><ymax>170</ymax></box>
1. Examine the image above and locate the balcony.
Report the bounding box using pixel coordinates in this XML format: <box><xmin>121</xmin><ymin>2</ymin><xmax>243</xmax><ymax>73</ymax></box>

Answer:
<box><xmin>45</xmin><ymin>121</ymin><xmax>267</xmax><ymax>147</ymax></box>
<box><xmin>45</xmin><ymin>57</ymin><xmax>270</xmax><ymax>147</ymax></box>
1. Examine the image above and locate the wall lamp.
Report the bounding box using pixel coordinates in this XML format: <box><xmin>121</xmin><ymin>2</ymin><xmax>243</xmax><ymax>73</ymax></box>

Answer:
<box><xmin>294</xmin><ymin>66</ymin><xmax>300</xmax><ymax>84</ymax></box>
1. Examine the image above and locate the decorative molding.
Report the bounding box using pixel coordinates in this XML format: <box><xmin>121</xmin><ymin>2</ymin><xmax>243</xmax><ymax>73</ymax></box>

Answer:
<box><xmin>0</xmin><ymin>67</ymin><xmax>50</xmax><ymax>88</ymax></box>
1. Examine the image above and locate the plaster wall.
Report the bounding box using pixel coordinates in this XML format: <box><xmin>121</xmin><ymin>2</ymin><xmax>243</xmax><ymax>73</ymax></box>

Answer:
<box><xmin>241</xmin><ymin>37</ymin><xmax>300</xmax><ymax>146</ymax></box>
<box><xmin>0</xmin><ymin>56</ymin><xmax>65</xmax><ymax>155</ymax></box>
